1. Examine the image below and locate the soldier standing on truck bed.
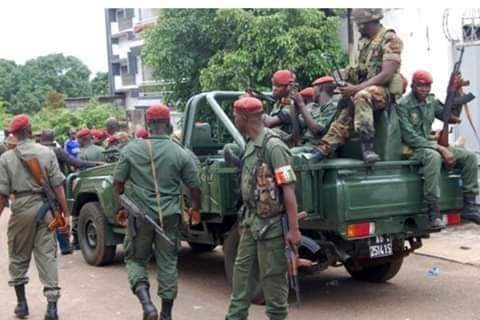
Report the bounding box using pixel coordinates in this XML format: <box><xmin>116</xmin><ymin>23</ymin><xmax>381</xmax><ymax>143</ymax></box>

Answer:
<box><xmin>113</xmin><ymin>104</ymin><xmax>202</xmax><ymax>320</ymax></box>
<box><xmin>0</xmin><ymin>115</ymin><xmax>71</xmax><ymax>320</ymax></box>
<box><xmin>225</xmin><ymin>97</ymin><xmax>302</xmax><ymax>320</ymax></box>
<box><xmin>292</xmin><ymin>76</ymin><xmax>354</xmax><ymax>159</ymax></box>
<box><xmin>339</xmin><ymin>8</ymin><xmax>404</xmax><ymax>164</ymax></box>
<box><xmin>397</xmin><ymin>70</ymin><xmax>480</xmax><ymax>228</ymax></box>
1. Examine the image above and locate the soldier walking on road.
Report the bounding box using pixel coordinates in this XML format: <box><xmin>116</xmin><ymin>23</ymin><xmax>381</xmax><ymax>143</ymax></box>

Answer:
<box><xmin>0</xmin><ymin>115</ymin><xmax>71</xmax><ymax>320</ymax></box>
<box><xmin>113</xmin><ymin>104</ymin><xmax>202</xmax><ymax>320</ymax></box>
<box><xmin>340</xmin><ymin>8</ymin><xmax>404</xmax><ymax>163</ymax></box>
<box><xmin>398</xmin><ymin>70</ymin><xmax>480</xmax><ymax>228</ymax></box>
<box><xmin>225</xmin><ymin>97</ymin><xmax>302</xmax><ymax>320</ymax></box>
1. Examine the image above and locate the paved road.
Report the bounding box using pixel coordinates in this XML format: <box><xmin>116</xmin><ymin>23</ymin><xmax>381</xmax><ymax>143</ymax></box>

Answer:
<box><xmin>1</xmin><ymin>209</ymin><xmax>479</xmax><ymax>320</ymax></box>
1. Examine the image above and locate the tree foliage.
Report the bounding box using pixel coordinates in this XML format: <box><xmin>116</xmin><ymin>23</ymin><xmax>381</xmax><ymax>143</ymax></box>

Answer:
<box><xmin>143</xmin><ymin>9</ymin><xmax>346</xmax><ymax>103</ymax></box>
<box><xmin>91</xmin><ymin>72</ymin><xmax>109</xmax><ymax>96</ymax></box>
<box><xmin>30</xmin><ymin>100</ymin><xmax>126</xmax><ymax>143</ymax></box>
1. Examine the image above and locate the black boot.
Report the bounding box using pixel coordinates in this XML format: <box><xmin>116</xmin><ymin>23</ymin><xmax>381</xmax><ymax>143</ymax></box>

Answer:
<box><xmin>135</xmin><ymin>285</ymin><xmax>158</xmax><ymax>320</ymax></box>
<box><xmin>44</xmin><ymin>301</ymin><xmax>58</xmax><ymax>320</ymax></box>
<box><xmin>360</xmin><ymin>136</ymin><xmax>380</xmax><ymax>164</ymax></box>
<box><xmin>427</xmin><ymin>203</ymin><xmax>446</xmax><ymax>230</ymax></box>
<box><xmin>160</xmin><ymin>299</ymin><xmax>174</xmax><ymax>320</ymax></box>
<box><xmin>310</xmin><ymin>148</ymin><xmax>327</xmax><ymax>163</ymax></box>
<box><xmin>462</xmin><ymin>195</ymin><xmax>480</xmax><ymax>224</ymax></box>
<box><xmin>71</xmin><ymin>235</ymin><xmax>80</xmax><ymax>250</ymax></box>
<box><xmin>14</xmin><ymin>285</ymin><xmax>29</xmax><ymax>318</ymax></box>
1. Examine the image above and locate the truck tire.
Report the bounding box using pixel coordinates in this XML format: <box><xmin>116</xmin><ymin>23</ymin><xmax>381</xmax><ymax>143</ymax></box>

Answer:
<box><xmin>223</xmin><ymin>223</ymin><xmax>265</xmax><ymax>305</ymax></box>
<box><xmin>78</xmin><ymin>202</ymin><xmax>116</xmax><ymax>266</ymax></box>
<box><xmin>345</xmin><ymin>256</ymin><xmax>404</xmax><ymax>283</ymax></box>
<box><xmin>188</xmin><ymin>242</ymin><xmax>217</xmax><ymax>253</ymax></box>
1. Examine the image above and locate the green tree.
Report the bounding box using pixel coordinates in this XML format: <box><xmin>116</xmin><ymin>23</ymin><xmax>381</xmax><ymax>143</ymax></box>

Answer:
<box><xmin>143</xmin><ymin>9</ymin><xmax>346</xmax><ymax>103</ymax></box>
<box><xmin>9</xmin><ymin>53</ymin><xmax>92</xmax><ymax>114</ymax></box>
<box><xmin>91</xmin><ymin>72</ymin><xmax>109</xmax><ymax>96</ymax></box>
<box><xmin>44</xmin><ymin>90</ymin><xmax>66</xmax><ymax>110</ymax></box>
<box><xmin>0</xmin><ymin>59</ymin><xmax>19</xmax><ymax>108</ymax></box>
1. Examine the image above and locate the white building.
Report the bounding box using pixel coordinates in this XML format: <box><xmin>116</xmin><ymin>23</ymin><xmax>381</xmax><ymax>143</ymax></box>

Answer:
<box><xmin>104</xmin><ymin>8</ymin><xmax>164</xmax><ymax>111</ymax></box>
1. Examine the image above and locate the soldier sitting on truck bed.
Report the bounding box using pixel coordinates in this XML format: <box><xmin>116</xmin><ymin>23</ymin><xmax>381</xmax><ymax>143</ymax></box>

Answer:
<box><xmin>338</xmin><ymin>8</ymin><xmax>404</xmax><ymax>164</ymax></box>
<box><xmin>291</xmin><ymin>76</ymin><xmax>354</xmax><ymax>160</ymax></box>
<box><xmin>397</xmin><ymin>70</ymin><xmax>480</xmax><ymax>228</ymax></box>
<box><xmin>262</xmin><ymin>69</ymin><xmax>302</xmax><ymax>146</ymax></box>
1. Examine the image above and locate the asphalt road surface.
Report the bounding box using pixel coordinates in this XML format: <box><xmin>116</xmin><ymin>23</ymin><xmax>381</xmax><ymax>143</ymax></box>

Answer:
<box><xmin>1</xmin><ymin>209</ymin><xmax>479</xmax><ymax>320</ymax></box>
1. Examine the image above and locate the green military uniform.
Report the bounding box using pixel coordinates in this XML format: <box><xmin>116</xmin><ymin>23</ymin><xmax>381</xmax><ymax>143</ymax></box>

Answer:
<box><xmin>0</xmin><ymin>139</ymin><xmax>65</xmax><ymax>302</ymax></box>
<box><xmin>78</xmin><ymin>142</ymin><xmax>105</xmax><ymax>162</ymax></box>
<box><xmin>397</xmin><ymin>92</ymin><xmax>479</xmax><ymax>203</ymax></box>
<box><xmin>346</xmin><ymin>26</ymin><xmax>403</xmax><ymax>140</ymax></box>
<box><xmin>226</xmin><ymin>129</ymin><xmax>295</xmax><ymax>320</ymax></box>
<box><xmin>113</xmin><ymin>134</ymin><xmax>201</xmax><ymax>300</ymax></box>
<box><xmin>269</xmin><ymin>101</ymin><xmax>297</xmax><ymax>142</ymax></box>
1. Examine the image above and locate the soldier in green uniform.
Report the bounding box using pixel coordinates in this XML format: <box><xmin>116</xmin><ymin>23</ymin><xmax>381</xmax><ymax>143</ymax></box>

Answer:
<box><xmin>339</xmin><ymin>8</ymin><xmax>404</xmax><ymax>163</ymax></box>
<box><xmin>113</xmin><ymin>104</ymin><xmax>202</xmax><ymax>320</ymax></box>
<box><xmin>398</xmin><ymin>70</ymin><xmax>480</xmax><ymax>228</ymax></box>
<box><xmin>0</xmin><ymin>115</ymin><xmax>71</xmax><ymax>320</ymax></box>
<box><xmin>225</xmin><ymin>97</ymin><xmax>302</xmax><ymax>320</ymax></box>
<box><xmin>263</xmin><ymin>69</ymin><xmax>301</xmax><ymax>145</ymax></box>
<box><xmin>292</xmin><ymin>76</ymin><xmax>353</xmax><ymax>160</ymax></box>
<box><xmin>77</xmin><ymin>128</ymin><xmax>105</xmax><ymax>162</ymax></box>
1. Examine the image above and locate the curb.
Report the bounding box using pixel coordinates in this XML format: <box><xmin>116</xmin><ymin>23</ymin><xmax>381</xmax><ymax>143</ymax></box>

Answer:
<box><xmin>413</xmin><ymin>252</ymin><xmax>480</xmax><ymax>269</ymax></box>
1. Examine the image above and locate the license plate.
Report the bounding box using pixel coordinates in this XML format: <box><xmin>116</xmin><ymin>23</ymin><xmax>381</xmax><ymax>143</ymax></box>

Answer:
<box><xmin>369</xmin><ymin>236</ymin><xmax>393</xmax><ymax>258</ymax></box>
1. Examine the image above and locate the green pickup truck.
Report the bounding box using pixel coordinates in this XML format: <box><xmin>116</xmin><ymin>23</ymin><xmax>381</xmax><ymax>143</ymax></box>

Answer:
<box><xmin>67</xmin><ymin>91</ymin><xmax>464</xmax><ymax>287</ymax></box>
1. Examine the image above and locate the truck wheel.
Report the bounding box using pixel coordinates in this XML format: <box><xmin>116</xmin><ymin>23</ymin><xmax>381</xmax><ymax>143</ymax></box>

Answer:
<box><xmin>223</xmin><ymin>223</ymin><xmax>265</xmax><ymax>305</ymax></box>
<box><xmin>188</xmin><ymin>242</ymin><xmax>217</xmax><ymax>253</ymax></box>
<box><xmin>345</xmin><ymin>256</ymin><xmax>404</xmax><ymax>283</ymax></box>
<box><xmin>78</xmin><ymin>202</ymin><xmax>116</xmax><ymax>266</ymax></box>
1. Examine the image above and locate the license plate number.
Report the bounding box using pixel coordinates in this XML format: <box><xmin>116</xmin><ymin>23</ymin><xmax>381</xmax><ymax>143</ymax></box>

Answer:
<box><xmin>369</xmin><ymin>236</ymin><xmax>393</xmax><ymax>258</ymax></box>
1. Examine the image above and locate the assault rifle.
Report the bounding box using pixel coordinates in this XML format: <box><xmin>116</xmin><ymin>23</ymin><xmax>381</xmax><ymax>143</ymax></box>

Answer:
<box><xmin>438</xmin><ymin>47</ymin><xmax>476</xmax><ymax>146</ymax></box>
<box><xmin>118</xmin><ymin>193</ymin><xmax>174</xmax><ymax>247</ymax></box>
<box><xmin>15</xmin><ymin>151</ymin><xmax>66</xmax><ymax>231</ymax></box>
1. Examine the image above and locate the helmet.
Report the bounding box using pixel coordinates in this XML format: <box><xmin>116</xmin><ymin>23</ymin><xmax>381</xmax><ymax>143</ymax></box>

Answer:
<box><xmin>352</xmin><ymin>9</ymin><xmax>384</xmax><ymax>24</ymax></box>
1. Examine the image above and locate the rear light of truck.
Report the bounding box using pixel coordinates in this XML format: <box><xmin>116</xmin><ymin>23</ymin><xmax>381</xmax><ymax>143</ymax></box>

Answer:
<box><xmin>346</xmin><ymin>222</ymin><xmax>375</xmax><ymax>239</ymax></box>
<box><xmin>444</xmin><ymin>212</ymin><xmax>461</xmax><ymax>225</ymax></box>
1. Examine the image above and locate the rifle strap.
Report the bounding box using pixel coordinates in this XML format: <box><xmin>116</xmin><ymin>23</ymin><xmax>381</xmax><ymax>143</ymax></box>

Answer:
<box><xmin>145</xmin><ymin>139</ymin><xmax>163</xmax><ymax>227</ymax></box>
<box><xmin>463</xmin><ymin>104</ymin><xmax>480</xmax><ymax>147</ymax></box>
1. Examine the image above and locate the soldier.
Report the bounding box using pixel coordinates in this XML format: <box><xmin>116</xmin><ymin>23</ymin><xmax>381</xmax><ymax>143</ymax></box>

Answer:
<box><xmin>292</xmin><ymin>76</ymin><xmax>353</xmax><ymax>159</ymax></box>
<box><xmin>113</xmin><ymin>104</ymin><xmax>202</xmax><ymax>320</ymax></box>
<box><xmin>263</xmin><ymin>69</ymin><xmax>301</xmax><ymax>145</ymax></box>
<box><xmin>339</xmin><ymin>8</ymin><xmax>404</xmax><ymax>163</ymax></box>
<box><xmin>0</xmin><ymin>115</ymin><xmax>70</xmax><ymax>320</ymax></box>
<box><xmin>105</xmin><ymin>117</ymin><xmax>120</xmax><ymax>148</ymax></box>
<box><xmin>397</xmin><ymin>70</ymin><xmax>480</xmax><ymax>228</ymax></box>
<box><xmin>225</xmin><ymin>97</ymin><xmax>301</xmax><ymax>320</ymax></box>
<box><xmin>76</xmin><ymin>128</ymin><xmax>105</xmax><ymax>162</ymax></box>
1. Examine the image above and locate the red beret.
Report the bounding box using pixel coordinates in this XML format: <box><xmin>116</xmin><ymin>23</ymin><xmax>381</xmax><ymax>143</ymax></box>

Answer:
<box><xmin>146</xmin><ymin>104</ymin><xmax>170</xmax><ymax>121</ymax></box>
<box><xmin>76</xmin><ymin>128</ymin><xmax>90</xmax><ymax>139</ymax></box>
<box><xmin>412</xmin><ymin>70</ymin><xmax>433</xmax><ymax>85</ymax></box>
<box><xmin>272</xmin><ymin>70</ymin><xmax>296</xmax><ymax>86</ymax></box>
<box><xmin>8</xmin><ymin>115</ymin><xmax>30</xmax><ymax>133</ymax></box>
<box><xmin>233</xmin><ymin>97</ymin><xmax>264</xmax><ymax>114</ymax></box>
<box><xmin>135</xmin><ymin>128</ymin><xmax>149</xmax><ymax>139</ymax></box>
<box><xmin>300</xmin><ymin>87</ymin><xmax>314</xmax><ymax>98</ymax></box>
<box><xmin>91</xmin><ymin>129</ymin><xmax>106</xmax><ymax>140</ymax></box>
<box><xmin>312</xmin><ymin>76</ymin><xmax>335</xmax><ymax>86</ymax></box>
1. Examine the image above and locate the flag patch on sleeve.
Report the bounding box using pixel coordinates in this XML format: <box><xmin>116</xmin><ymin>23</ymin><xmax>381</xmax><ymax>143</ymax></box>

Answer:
<box><xmin>274</xmin><ymin>165</ymin><xmax>296</xmax><ymax>185</ymax></box>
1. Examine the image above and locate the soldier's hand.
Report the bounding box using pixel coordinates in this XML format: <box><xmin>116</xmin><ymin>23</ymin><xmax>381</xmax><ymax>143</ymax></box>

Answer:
<box><xmin>286</xmin><ymin>228</ymin><xmax>302</xmax><ymax>248</ymax></box>
<box><xmin>338</xmin><ymin>83</ymin><xmax>359</xmax><ymax>98</ymax></box>
<box><xmin>291</xmin><ymin>93</ymin><xmax>305</xmax><ymax>108</ymax></box>
<box><xmin>189</xmin><ymin>208</ymin><xmax>201</xmax><ymax>226</ymax></box>
<box><xmin>58</xmin><ymin>220</ymin><xmax>71</xmax><ymax>236</ymax></box>
<box><xmin>438</xmin><ymin>146</ymin><xmax>456</xmax><ymax>168</ymax></box>
<box><xmin>116</xmin><ymin>208</ymin><xmax>129</xmax><ymax>227</ymax></box>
